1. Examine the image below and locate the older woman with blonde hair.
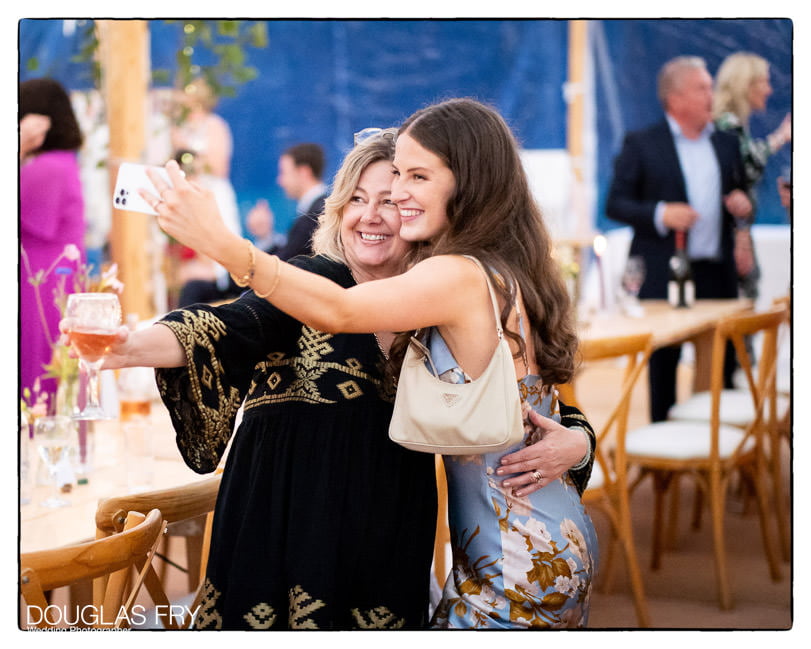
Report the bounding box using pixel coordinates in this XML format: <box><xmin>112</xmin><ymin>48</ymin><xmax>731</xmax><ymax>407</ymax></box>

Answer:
<box><xmin>713</xmin><ymin>52</ymin><xmax>791</xmax><ymax>298</ymax></box>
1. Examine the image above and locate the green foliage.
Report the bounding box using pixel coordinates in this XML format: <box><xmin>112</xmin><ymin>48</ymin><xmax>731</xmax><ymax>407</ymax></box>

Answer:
<box><xmin>158</xmin><ymin>19</ymin><xmax>268</xmax><ymax>101</ymax></box>
<box><xmin>70</xmin><ymin>20</ymin><xmax>101</xmax><ymax>87</ymax></box>
<box><xmin>64</xmin><ymin>19</ymin><xmax>268</xmax><ymax>102</ymax></box>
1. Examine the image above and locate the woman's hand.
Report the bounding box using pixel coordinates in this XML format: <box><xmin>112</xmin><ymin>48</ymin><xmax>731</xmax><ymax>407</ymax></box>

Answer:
<box><xmin>496</xmin><ymin>410</ymin><xmax>590</xmax><ymax>497</ymax></box>
<box><xmin>19</xmin><ymin>114</ymin><xmax>51</xmax><ymax>159</ymax></box>
<box><xmin>59</xmin><ymin>318</ymin><xmax>131</xmax><ymax>370</ymax></box>
<box><xmin>59</xmin><ymin>318</ymin><xmax>186</xmax><ymax>370</ymax></box>
<box><xmin>724</xmin><ymin>189</ymin><xmax>753</xmax><ymax>221</ymax></box>
<box><xmin>141</xmin><ymin>160</ymin><xmax>237</xmax><ymax>263</ymax></box>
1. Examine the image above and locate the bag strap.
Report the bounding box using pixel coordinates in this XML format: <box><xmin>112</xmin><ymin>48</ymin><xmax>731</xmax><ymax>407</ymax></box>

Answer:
<box><xmin>461</xmin><ymin>255</ymin><xmax>504</xmax><ymax>339</ymax></box>
<box><xmin>408</xmin><ymin>335</ymin><xmax>441</xmax><ymax>376</ymax></box>
<box><xmin>463</xmin><ymin>255</ymin><xmax>531</xmax><ymax>376</ymax></box>
<box><xmin>408</xmin><ymin>255</ymin><xmax>525</xmax><ymax>378</ymax></box>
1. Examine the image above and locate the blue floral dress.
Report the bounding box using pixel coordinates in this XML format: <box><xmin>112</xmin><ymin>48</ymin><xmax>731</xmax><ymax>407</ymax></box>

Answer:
<box><xmin>426</xmin><ymin>327</ymin><xmax>599</xmax><ymax>628</ymax></box>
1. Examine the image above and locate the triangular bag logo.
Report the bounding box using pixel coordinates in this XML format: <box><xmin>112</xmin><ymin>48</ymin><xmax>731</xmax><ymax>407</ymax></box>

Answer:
<box><xmin>442</xmin><ymin>393</ymin><xmax>460</xmax><ymax>407</ymax></box>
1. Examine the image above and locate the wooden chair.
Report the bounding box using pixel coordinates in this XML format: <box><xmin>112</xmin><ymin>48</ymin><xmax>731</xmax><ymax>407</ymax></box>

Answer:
<box><xmin>565</xmin><ymin>333</ymin><xmax>652</xmax><ymax>628</ymax></box>
<box><xmin>772</xmin><ymin>295</ymin><xmax>791</xmax><ymax>396</ymax></box>
<box><xmin>21</xmin><ymin>509</ymin><xmax>166</xmax><ymax>629</ymax></box>
<box><xmin>94</xmin><ymin>474</ymin><xmax>222</xmax><ymax>629</ymax></box>
<box><xmin>771</xmin><ymin>295</ymin><xmax>791</xmax><ymax>559</ymax></box>
<box><xmin>667</xmin><ymin>302</ymin><xmax>790</xmax><ymax>561</ymax></box>
<box><xmin>433</xmin><ymin>456</ymin><xmax>451</xmax><ymax>591</ymax></box>
<box><xmin>624</xmin><ymin>307</ymin><xmax>785</xmax><ymax>609</ymax></box>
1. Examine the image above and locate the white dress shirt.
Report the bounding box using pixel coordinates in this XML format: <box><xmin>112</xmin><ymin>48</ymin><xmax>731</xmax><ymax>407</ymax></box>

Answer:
<box><xmin>654</xmin><ymin>115</ymin><xmax>722</xmax><ymax>260</ymax></box>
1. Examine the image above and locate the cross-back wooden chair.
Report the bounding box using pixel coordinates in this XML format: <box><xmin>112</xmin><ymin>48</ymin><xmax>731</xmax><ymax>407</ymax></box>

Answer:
<box><xmin>667</xmin><ymin>302</ymin><xmax>790</xmax><ymax>561</ymax></box>
<box><xmin>771</xmin><ymin>295</ymin><xmax>791</xmax><ymax>531</ymax></box>
<box><xmin>433</xmin><ymin>456</ymin><xmax>451</xmax><ymax>591</ymax></box>
<box><xmin>94</xmin><ymin>474</ymin><xmax>222</xmax><ymax>629</ymax></box>
<box><xmin>624</xmin><ymin>307</ymin><xmax>785</xmax><ymax>610</ymax></box>
<box><xmin>771</xmin><ymin>295</ymin><xmax>792</xmax><ymax>558</ymax></box>
<box><xmin>772</xmin><ymin>295</ymin><xmax>791</xmax><ymax>397</ymax></box>
<box><xmin>21</xmin><ymin>509</ymin><xmax>166</xmax><ymax>629</ymax></box>
<box><xmin>563</xmin><ymin>333</ymin><xmax>652</xmax><ymax>628</ymax></box>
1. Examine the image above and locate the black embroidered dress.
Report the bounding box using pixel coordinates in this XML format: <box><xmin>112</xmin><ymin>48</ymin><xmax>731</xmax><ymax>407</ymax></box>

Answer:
<box><xmin>155</xmin><ymin>256</ymin><xmax>437</xmax><ymax>629</ymax></box>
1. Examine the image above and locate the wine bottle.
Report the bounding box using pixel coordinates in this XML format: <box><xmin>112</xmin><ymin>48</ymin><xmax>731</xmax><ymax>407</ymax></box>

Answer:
<box><xmin>667</xmin><ymin>230</ymin><xmax>695</xmax><ymax>308</ymax></box>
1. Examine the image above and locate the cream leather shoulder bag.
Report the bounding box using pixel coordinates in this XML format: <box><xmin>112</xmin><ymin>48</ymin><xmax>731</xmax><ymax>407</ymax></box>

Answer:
<box><xmin>388</xmin><ymin>256</ymin><xmax>525</xmax><ymax>454</ymax></box>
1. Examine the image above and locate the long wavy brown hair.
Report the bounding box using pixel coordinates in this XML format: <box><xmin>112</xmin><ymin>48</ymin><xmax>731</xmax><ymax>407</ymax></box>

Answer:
<box><xmin>389</xmin><ymin>98</ymin><xmax>577</xmax><ymax>390</ymax></box>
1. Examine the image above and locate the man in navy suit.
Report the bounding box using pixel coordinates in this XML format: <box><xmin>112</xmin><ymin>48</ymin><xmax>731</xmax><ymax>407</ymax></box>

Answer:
<box><xmin>247</xmin><ymin>143</ymin><xmax>328</xmax><ymax>260</ymax></box>
<box><xmin>606</xmin><ymin>56</ymin><xmax>753</xmax><ymax>422</ymax></box>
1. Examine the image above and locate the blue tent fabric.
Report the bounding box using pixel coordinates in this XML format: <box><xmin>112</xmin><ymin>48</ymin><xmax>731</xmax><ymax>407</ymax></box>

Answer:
<box><xmin>19</xmin><ymin>18</ymin><xmax>792</xmax><ymax>235</ymax></box>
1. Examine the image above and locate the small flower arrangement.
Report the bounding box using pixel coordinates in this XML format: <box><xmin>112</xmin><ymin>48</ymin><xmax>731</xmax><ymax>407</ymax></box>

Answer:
<box><xmin>20</xmin><ymin>243</ymin><xmax>124</xmax><ymax>419</ymax></box>
<box><xmin>552</xmin><ymin>243</ymin><xmax>581</xmax><ymax>307</ymax></box>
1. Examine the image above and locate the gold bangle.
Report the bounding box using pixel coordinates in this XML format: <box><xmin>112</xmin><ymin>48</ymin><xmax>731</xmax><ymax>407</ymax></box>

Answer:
<box><xmin>229</xmin><ymin>239</ymin><xmax>255</xmax><ymax>287</ymax></box>
<box><xmin>253</xmin><ymin>255</ymin><xmax>282</xmax><ymax>299</ymax></box>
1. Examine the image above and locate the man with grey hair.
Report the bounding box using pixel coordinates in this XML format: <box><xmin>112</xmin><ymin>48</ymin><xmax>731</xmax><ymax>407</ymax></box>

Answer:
<box><xmin>606</xmin><ymin>55</ymin><xmax>752</xmax><ymax>422</ymax></box>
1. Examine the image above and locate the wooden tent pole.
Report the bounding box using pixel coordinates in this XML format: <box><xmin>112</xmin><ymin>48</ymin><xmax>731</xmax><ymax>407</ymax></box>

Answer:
<box><xmin>567</xmin><ymin>19</ymin><xmax>588</xmax><ymax>184</ymax></box>
<box><xmin>96</xmin><ymin>20</ymin><xmax>153</xmax><ymax>319</ymax></box>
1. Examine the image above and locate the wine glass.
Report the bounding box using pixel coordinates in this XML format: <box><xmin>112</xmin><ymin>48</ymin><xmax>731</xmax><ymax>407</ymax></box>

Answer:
<box><xmin>65</xmin><ymin>292</ymin><xmax>122</xmax><ymax>420</ymax></box>
<box><xmin>621</xmin><ymin>256</ymin><xmax>646</xmax><ymax>300</ymax></box>
<box><xmin>34</xmin><ymin>415</ymin><xmax>76</xmax><ymax>508</ymax></box>
<box><xmin>620</xmin><ymin>255</ymin><xmax>646</xmax><ymax>317</ymax></box>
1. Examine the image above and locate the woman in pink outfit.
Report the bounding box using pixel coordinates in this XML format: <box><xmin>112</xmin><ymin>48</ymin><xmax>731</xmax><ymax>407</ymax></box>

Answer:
<box><xmin>20</xmin><ymin>78</ymin><xmax>85</xmax><ymax>402</ymax></box>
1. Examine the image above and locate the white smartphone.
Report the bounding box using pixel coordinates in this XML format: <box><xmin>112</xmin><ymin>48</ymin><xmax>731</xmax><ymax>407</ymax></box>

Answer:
<box><xmin>112</xmin><ymin>162</ymin><xmax>173</xmax><ymax>215</ymax></box>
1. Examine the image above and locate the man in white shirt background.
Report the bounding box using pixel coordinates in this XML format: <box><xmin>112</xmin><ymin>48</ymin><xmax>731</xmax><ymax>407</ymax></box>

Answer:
<box><xmin>606</xmin><ymin>56</ymin><xmax>753</xmax><ymax>422</ymax></box>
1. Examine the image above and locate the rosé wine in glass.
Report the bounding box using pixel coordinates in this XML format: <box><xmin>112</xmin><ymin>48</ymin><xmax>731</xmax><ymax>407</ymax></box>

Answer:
<box><xmin>65</xmin><ymin>293</ymin><xmax>121</xmax><ymax>420</ymax></box>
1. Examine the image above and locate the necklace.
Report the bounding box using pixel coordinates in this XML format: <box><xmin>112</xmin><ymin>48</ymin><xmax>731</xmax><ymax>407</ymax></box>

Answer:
<box><xmin>348</xmin><ymin>266</ymin><xmax>390</xmax><ymax>360</ymax></box>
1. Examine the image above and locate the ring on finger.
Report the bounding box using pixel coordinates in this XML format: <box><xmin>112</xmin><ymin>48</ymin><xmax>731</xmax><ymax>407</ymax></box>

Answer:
<box><xmin>152</xmin><ymin>199</ymin><xmax>163</xmax><ymax>210</ymax></box>
<box><xmin>531</xmin><ymin>469</ymin><xmax>543</xmax><ymax>484</ymax></box>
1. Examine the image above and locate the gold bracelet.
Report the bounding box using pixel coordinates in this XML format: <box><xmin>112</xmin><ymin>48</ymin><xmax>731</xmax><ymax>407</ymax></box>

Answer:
<box><xmin>253</xmin><ymin>255</ymin><xmax>282</xmax><ymax>299</ymax></box>
<box><xmin>229</xmin><ymin>239</ymin><xmax>256</xmax><ymax>287</ymax></box>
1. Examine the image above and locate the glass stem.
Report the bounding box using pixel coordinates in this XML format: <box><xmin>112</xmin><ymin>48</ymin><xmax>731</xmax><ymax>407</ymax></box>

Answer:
<box><xmin>83</xmin><ymin>359</ymin><xmax>104</xmax><ymax>410</ymax></box>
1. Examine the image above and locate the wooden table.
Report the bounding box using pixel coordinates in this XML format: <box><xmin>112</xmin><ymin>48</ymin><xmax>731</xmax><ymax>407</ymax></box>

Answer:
<box><xmin>20</xmin><ymin>407</ymin><xmax>210</xmax><ymax>554</ymax></box>
<box><xmin>578</xmin><ymin>298</ymin><xmax>753</xmax><ymax>393</ymax></box>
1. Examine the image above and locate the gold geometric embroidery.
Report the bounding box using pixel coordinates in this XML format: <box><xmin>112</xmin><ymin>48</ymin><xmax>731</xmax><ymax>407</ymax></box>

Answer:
<box><xmin>158</xmin><ymin>312</ymin><xmax>243</xmax><ymax>473</ymax></box>
<box><xmin>288</xmin><ymin>585</ymin><xmax>325</xmax><ymax>629</ymax></box>
<box><xmin>337</xmin><ymin>380</ymin><xmax>363</xmax><ymax>400</ymax></box>
<box><xmin>193</xmin><ymin>578</ymin><xmax>223</xmax><ymax>629</ymax></box>
<box><xmin>299</xmin><ymin>327</ymin><xmax>335</xmax><ymax>363</ymax></box>
<box><xmin>266</xmin><ymin>371</ymin><xmax>282</xmax><ymax>390</ymax></box>
<box><xmin>351</xmin><ymin>606</ymin><xmax>406</xmax><ymax>629</ymax></box>
<box><xmin>201</xmin><ymin>364</ymin><xmax>214</xmax><ymax>390</ymax></box>
<box><xmin>240</xmin><ymin>320</ymin><xmax>396</xmax><ymax>411</ymax></box>
<box><xmin>244</xmin><ymin>602</ymin><xmax>277</xmax><ymax>629</ymax></box>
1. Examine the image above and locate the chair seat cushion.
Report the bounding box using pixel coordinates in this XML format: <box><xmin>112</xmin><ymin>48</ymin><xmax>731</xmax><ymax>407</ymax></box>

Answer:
<box><xmin>777</xmin><ymin>367</ymin><xmax>791</xmax><ymax>395</ymax></box>
<box><xmin>626</xmin><ymin>421</ymin><xmax>753</xmax><ymax>460</ymax></box>
<box><xmin>668</xmin><ymin>389</ymin><xmax>790</xmax><ymax>427</ymax></box>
